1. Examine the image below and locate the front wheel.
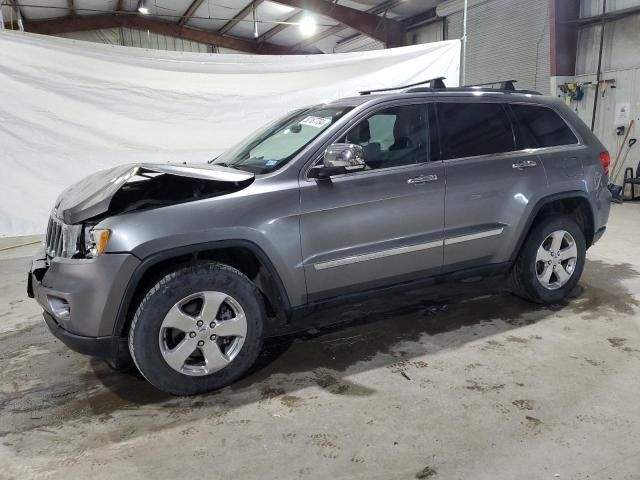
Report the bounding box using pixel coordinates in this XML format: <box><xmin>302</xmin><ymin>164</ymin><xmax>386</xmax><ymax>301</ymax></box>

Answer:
<box><xmin>128</xmin><ymin>263</ymin><xmax>265</xmax><ymax>395</ymax></box>
<box><xmin>509</xmin><ymin>215</ymin><xmax>586</xmax><ymax>304</ymax></box>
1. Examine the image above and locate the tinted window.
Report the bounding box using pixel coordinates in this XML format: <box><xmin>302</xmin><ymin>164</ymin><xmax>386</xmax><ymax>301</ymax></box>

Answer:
<box><xmin>338</xmin><ymin>104</ymin><xmax>429</xmax><ymax>169</ymax></box>
<box><xmin>438</xmin><ymin>103</ymin><xmax>515</xmax><ymax>159</ymax></box>
<box><xmin>511</xmin><ymin>104</ymin><xmax>578</xmax><ymax>148</ymax></box>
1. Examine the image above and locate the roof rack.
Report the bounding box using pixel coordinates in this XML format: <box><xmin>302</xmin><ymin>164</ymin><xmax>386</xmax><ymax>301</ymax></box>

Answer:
<box><xmin>436</xmin><ymin>79</ymin><xmax>542</xmax><ymax>95</ymax></box>
<box><xmin>359</xmin><ymin>77</ymin><xmax>446</xmax><ymax>95</ymax></box>
<box><xmin>465</xmin><ymin>79</ymin><xmax>518</xmax><ymax>91</ymax></box>
<box><xmin>359</xmin><ymin>78</ymin><xmax>542</xmax><ymax>96</ymax></box>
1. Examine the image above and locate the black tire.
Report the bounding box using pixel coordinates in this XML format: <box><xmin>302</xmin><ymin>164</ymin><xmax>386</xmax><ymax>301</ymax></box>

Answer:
<box><xmin>509</xmin><ymin>214</ymin><xmax>586</xmax><ymax>304</ymax></box>
<box><xmin>128</xmin><ymin>263</ymin><xmax>265</xmax><ymax>395</ymax></box>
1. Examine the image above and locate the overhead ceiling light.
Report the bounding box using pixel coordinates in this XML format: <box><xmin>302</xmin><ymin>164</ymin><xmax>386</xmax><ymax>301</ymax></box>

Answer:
<box><xmin>253</xmin><ymin>3</ymin><xmax>259</xmax><ymax>38</ymax></box>
<box><xmin>138</xmin><ymin>0</ymin><xmax>149</xmax><ymax>15</ymax></box>
<box><xmin>299</xmin><ymin>15</ymin><xmax>317</xmax><ymax>36</ymax></box>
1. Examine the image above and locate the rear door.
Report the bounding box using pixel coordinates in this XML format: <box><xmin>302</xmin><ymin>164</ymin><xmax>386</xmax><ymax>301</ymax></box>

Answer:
<box><xmin>299</xmin><ymin>103</ymin><xmax>445</xmax><ymax>302</ymax></box>
<box><xmin>438</xmin><ymin>100</ymin><xmax>548</xmax><ymax>272</ymax></box>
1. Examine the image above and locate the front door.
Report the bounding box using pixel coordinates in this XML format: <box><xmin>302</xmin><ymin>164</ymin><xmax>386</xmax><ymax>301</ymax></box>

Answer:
<box><xmin>299</xmin><ymin>103</ymin><xmax>445</xmax><ymax>302</ymax></box>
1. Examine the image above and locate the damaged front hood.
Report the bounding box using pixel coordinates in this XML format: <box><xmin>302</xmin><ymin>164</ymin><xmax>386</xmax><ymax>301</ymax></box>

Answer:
<box><xmin>55</xmin><ymin>163</ymin><xmax>254</xmax><ymax>224</ymax></box>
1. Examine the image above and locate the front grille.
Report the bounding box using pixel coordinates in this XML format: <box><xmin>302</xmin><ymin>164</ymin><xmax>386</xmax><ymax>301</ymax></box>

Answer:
<box><xmin>45</xmin><ymin>213</ymin><xmax>81</xmax><ymax>259</ymax></box>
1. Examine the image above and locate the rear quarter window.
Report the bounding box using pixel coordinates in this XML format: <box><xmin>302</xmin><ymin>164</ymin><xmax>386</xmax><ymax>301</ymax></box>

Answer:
<box><xmin>511</xmin><ymin>104</ymin><xmax>579</xmax><ymax>149</ymax></box>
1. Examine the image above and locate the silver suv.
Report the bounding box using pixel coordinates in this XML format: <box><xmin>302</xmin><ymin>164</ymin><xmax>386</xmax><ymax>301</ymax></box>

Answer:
<box><xmin>28</xmin><ymin>80</ymin><xmax>612</xmax><ymax>395</ymax></box>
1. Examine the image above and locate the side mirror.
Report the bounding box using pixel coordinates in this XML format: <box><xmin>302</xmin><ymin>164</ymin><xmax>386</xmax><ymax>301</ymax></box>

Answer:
<box><xmin>309</xmin><ymin>143</ymin><xmax>366</xmax><ymax>179</ymax></box>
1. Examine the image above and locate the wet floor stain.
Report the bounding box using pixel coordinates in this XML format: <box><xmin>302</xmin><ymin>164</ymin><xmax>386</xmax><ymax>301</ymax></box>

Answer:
<box><xmin>512</xmin><ymin>399</ymin><xmax>534</xmax><ymax>411</ymax></box>
<box><xmin>525</xmin><ymin>415</ymin><xmax>543</xmax><ymax>430</ymax></box>
<box><xmin>415</xmin><ymin>465</ymin><xmax>438</xmax><ymax>478</ymax></box>
<box><xmin>465</xmin><ymin>380</ymin><xmax>506</xmax><ymax>393</ymax></box>
<box><xmin>280</xmin><ymin>395</ymin><xmax>304</xmax><ymax>409</ymax></box>
<box><xmin>1</xmin><ymin>257</ymin><xmax>639</xmax><ymax>475</ymax></box>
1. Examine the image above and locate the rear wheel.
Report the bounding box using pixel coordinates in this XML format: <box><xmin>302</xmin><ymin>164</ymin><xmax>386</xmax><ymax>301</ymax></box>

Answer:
<box><xmin>128</xmin><ymin>263</ymin><xmax>265</xmax><ymax>395</ymax></box>
<box><xmin>509</xmin><ymin>215</ymin><xmax>586</xmax><ymax>304</ymax></box>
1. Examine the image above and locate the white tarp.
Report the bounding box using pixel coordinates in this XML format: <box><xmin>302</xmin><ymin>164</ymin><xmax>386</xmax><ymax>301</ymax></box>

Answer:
<box><xmin>0</xmin><ymin>32</ymin><xmax>460</xmax><ymax>236</ymax></box>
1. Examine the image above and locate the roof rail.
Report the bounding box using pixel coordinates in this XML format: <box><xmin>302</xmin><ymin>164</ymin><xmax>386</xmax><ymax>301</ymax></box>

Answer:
<box><xmin>452</xmin><ymin>79</ymin><xmax>541</xmax><ymax>95</ymax></box>
<box><xmin>465</xmin><ymin>80</ymin><xmax>517</xmax><ymax>91</ymax></box>
<box><xmin>359</xmin><ymin>77</ymin><xmax>446</xmax><ymax>95</ymax></box>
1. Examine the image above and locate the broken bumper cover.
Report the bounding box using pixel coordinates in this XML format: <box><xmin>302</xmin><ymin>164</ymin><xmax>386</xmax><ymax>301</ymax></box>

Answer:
<box><xmin>28</xmin><ymin>246</ymin><xmax>140</xmax><ymax>362</ymax></box>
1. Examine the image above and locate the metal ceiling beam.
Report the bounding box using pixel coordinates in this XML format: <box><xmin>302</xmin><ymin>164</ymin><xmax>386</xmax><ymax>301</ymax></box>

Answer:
<box><xmin>257</xmin><ymin>10</ymin><xmax>302</xmax><ymax>43</ymax></box>
<box><xmin>178</xmin><ymin>0</ymin><xmax>205</xmax><ymax>26</ymax></box>
<box><xmin>405</xmin><ymin>8</ymin><xmax>438</xmax><ymax>29</ymax></box>
<box><xmin>568</xmin><ymin>4</ymin><xmax>640</xmax><ymax>25</ymax></box>
<box><xmin>290</xmin><ymin>0</ymin><xmax>408</xmax><ymax>51</ymax></box>
<box><xmin>270</xmin><ymin>0</ymin><xmax>405</xmax><ymax>46</ymax></box>
<box><xmin>550</xmin><ymin>0</ymin><xmax>579</xmax><ymax>76</ymax></box>
<box><xmin>19</xmin><ymin>14</ymin><xmax>293</xmax><ymax>54</ymax></box>
<box><xmin>219</xmin><ymin>0</ymin><xmax>265</xmax><ymax>35</ymax></box>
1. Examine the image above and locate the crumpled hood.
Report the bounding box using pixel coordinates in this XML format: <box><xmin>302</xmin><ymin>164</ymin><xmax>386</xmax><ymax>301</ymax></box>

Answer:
<box><xmin>54</xmin><ymin>163</ymin><xmax>254</xmax><ymax>224</ymax></box>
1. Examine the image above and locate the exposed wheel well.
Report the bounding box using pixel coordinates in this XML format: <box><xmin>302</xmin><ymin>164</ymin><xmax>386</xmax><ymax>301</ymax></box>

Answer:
<box><xmin>117</xmin><ymin>246</ymin><xmax>287</xmax><ymax>338</ymax></box>
<box><xmin>508</xmin><ymin>195</ymin><xmax>595</xmax><ymax>271</ymax></box>
<box><xmin>533</xmin><ymin>196</ymin><xmax>594</xmax><ymax>247</ymax></box>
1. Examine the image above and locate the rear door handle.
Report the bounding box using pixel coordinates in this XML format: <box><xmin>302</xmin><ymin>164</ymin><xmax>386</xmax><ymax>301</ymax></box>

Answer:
<box><xmin>407</xmin><ymin>174</ymin><xmax>438</xmax><ymax>185</ymax></box>
<box><xmin>512</xmin><ymin>160</ymin><xmax>537</xmax><ymax>170</ymax></box>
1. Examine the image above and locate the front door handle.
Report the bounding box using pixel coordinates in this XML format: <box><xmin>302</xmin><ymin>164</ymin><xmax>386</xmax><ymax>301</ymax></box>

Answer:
<box><xmin>407</xmin><ymin>174</ymin><xmax>438</xmax><ymax>185</ymax></box>
<box><xmin>512</xmin><ymin>160</ymin><xmax>537</xmax><ymax>170</ymax></box>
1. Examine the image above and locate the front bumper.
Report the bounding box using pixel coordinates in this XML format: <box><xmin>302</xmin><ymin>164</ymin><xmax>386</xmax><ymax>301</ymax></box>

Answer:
<box><xmin>42</xmin><ymin>311</ymin><xmax>126</xmax><ymax>360</ymax></box>
<box><xmin>28</xmin><ymin>246</ymin><xmax>140</xmax><ymax>361</ymax></box>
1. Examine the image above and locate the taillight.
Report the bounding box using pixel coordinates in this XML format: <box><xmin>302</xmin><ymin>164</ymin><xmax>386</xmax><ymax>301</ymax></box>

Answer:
<box><xmin>599</xmin><ymin>151</ymin><xmax>610</xmax><ymax>174</ymax></box>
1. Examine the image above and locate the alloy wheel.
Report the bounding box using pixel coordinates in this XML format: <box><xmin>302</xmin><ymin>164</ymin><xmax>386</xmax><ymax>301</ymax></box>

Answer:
<box><xmin>535</xmin><ymin>230</ymin><xmax>578</xmax><ymax>290</ymax></box>
<box><xmin>158</xmin><ymin>291</ymin><xmax>247</xmax><ymax>376</ymax></box>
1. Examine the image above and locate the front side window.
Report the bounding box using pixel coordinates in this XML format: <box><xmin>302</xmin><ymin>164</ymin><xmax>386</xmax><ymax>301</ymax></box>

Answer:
<box><xmin>438</xmin><ymin>103</ymin><xmax>515</xmax><ymax>159</ymax></box>
<box><xmin>336</xmin><ymin>104</ymin><xmax>428</xmax><ymax>170</ymax></box>
<box><xmin>214</xmin><ymin>106</ymin><xmax>352</xmax><ymax>174</ymax></box>
<box><xmin>511</xmin><ymin>104</ymin><xmax>579</xmax><ymax>148</ymax></box>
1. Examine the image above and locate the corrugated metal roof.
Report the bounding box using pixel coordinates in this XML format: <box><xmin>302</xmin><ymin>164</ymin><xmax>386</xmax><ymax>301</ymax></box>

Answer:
<box><xmin>3</xmin><ymin>0</ymin><xmax>443</xmax><ymax>53</ymax></box>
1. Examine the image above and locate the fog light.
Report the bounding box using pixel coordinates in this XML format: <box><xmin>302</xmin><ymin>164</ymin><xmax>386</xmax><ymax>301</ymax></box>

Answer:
<box><xmin>48</xmin><ymin>296</ymin><xmax>70</xmax><ymax>321</ymax></box>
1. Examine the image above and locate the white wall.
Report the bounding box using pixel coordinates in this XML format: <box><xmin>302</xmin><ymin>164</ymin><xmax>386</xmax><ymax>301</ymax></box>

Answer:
<box><xmin>565</xmin><ymin>2</ymin><xmax>640</xmax><ymax>185</ymax></box>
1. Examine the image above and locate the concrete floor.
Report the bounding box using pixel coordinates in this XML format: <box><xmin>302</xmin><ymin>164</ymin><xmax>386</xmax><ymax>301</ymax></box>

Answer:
<box><xmin>1</xmin><ymin>204</ymin><xmax>640</xmax><ymax>480</ymax></box>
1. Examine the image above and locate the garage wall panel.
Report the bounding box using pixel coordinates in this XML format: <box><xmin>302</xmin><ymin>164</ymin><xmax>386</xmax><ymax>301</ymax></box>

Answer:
<box><xmin>445</xmin><ymin>0</ymin><xmax>550</xmax><ymax>93</ymax></box>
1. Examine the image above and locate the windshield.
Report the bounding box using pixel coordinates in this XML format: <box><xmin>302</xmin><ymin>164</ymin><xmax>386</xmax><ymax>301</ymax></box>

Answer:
<box><xmin>213</xmin><ymin>106</ymin><xmax>353</xmax><ymax>174</ymax></box>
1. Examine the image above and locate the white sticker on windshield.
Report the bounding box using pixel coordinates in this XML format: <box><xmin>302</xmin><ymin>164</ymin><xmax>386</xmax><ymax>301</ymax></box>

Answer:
<box><xmin>300</xmin><ymin>116</ymin><xmax>331</xmax><ymax>128</ymax></box>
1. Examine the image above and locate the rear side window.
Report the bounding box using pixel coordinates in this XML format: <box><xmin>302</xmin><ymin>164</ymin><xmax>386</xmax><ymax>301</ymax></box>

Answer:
<box><xmin>438</xmin><ymin>103</ymin><xmax>515</xmax><ymax>159</ymax></box>
<box><xmin>511</xmin><ymin>104</ymin><xmax>578</xmax><ymax>148</ymax></box>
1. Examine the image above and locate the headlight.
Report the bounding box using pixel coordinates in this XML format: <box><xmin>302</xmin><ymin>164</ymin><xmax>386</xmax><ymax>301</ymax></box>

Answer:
<box><xmin>83</xmin><ymin>226</ymin><xmax>111</xmax><ymax>257</ymax></box>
